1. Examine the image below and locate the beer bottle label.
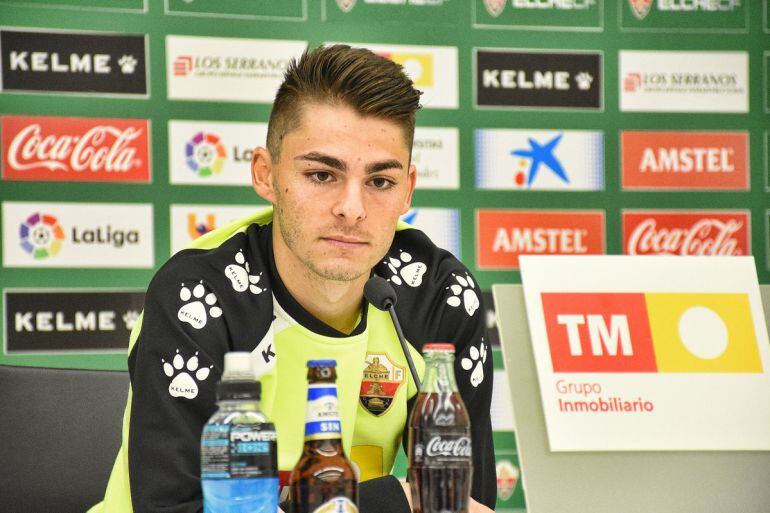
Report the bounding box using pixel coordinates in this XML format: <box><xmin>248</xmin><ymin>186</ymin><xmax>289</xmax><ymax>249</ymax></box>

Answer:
<box><xmin>312</xmin><ymin>496</ymin><xmax>358</xmax><ymax>513</ymax></box>
<box><xmin>304</xmin><ymin>384</ymin><xmax>342</xmax><ymax>440</ymax></box>
<box><xmin>201</xmin><ymin>423</ymin><xmax>278</xmax><ymax>479</ymax></box>
<box><xmin>413</xmin><ymin>433</ymin><xmax>471</xmax><ymax>466</ymax></box>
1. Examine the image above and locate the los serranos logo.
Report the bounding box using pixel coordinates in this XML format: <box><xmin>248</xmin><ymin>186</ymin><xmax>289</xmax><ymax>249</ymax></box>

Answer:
<box><xmin>171</xmin><ymin>53</ymin><xmax>291</xmax><ymax>80</ymax></box>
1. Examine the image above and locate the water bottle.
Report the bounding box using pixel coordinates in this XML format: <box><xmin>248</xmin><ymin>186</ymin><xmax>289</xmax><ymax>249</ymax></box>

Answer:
<box><xmin>201</xmin><ymin>352</ymin><xmax>278</xmax><ymax>513</ymax></box>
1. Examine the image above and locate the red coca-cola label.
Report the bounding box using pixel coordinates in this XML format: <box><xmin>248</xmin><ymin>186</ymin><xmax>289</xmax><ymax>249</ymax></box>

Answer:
<box><xmin>2</xmin><ymin>115</ymin><xmax>151</xmax><ymax>182</ymax></box>
<box><xmin>622</xmin><ymin>211</ymin><xmax>750</xmax><ymax>256</ymax></box>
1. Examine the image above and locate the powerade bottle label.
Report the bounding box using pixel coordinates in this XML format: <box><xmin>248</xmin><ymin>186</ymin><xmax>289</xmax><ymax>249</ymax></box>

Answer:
<box><xmin>304</xmin><ymin>384</ymin><xmax>342</xmax><ymax>440</ymax></box>
<box><xmin>201</xmin><ymin>424</ymin><xmax>278</xmax><ymax>479</ymax></box>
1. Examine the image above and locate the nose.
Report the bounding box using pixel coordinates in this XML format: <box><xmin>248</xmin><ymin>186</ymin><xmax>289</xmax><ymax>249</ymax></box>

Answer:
<box><xmin>331</xmin><ymin>181</ymin><xmax>366</xmax><ymax>224</ymax></box>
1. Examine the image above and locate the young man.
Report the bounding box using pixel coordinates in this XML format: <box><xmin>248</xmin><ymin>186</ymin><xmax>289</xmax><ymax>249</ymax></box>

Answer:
<box><xmin>91</xmin><ymin>45</ymin><xmax>495</xmax><ymax>513</ymax></box>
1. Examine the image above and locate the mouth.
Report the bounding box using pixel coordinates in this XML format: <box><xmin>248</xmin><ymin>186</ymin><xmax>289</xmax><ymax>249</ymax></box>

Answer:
<box><xmin>320</xmin><ymin>236</ymin><xmax>369</xmax><ymax>250</ymax></box>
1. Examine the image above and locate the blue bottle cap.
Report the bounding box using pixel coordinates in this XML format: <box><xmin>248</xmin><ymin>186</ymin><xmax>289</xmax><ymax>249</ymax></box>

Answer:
<box><xmin>307</xmin><ymin>359</ymin><xmax>337</xmax><ymax>368</ymax></box>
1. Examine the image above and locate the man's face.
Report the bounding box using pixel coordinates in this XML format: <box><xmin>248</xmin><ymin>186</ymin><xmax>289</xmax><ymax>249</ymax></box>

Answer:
<box><xmin>260</xmin><ymin>102</ymin><xmax>416</xmax><ymax>282</ymax></box>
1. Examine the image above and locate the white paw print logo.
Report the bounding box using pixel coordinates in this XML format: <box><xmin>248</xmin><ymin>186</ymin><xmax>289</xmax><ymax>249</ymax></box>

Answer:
<box><xmin>446</xmin><ymin>273</ymin><xmax>480</xmax><ymax>317</ymax></box>
<box><xmin>163</xmin><ymin>349</ymin><xmax>212</xmax><ymax>399</ymax></box>
<box><xmin>118</xmin><ymin>54</ymin><xmax>138</xmax><ymax>74</ymax></box>
<box><xmin>385</xmin><ymin>251</ymin><xmax>427</xmax><ymax>287</ymax></box>
<box><xmin>224</xmin><ymin>250</ymin><xmax>264</xmax><ymax>295</ymax></box>
<box><xmin>461</xmin><ymin>340</ymin><xmax>487</xmax><ymax>388</ymax></box>
<box><xmin>123</xmin><ymin>309</ymin><xmax>140</xmax><ymax>330</ymax></box>
<box><xmin>177</xmin><ymin>282</ymin><xmax>222</xmax><ymax>330</ymax></box>
<box><xmin>575</xmin><ymin>71</ymin><xmax>593</xmax><ymax>90</ymax></box>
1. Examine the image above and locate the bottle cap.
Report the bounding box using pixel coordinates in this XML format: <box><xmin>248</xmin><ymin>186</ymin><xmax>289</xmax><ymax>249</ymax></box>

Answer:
<box><xmin>222</xmin><ymin>352</ymin><xmax>255</xmax><ymax>380</ymax></box>
<box><xmin>423</xmin><ymin>342</ymin><xmax>455</xmax><ymax>353</ymax></box>
<box><xmin>218</xmin><ymin>352</ymin><xmax>260</xmax><ymax>401</ymax></box>
<box><xmin>307</xmin><ymin>359</ymin><xmax>337</xmax><ymax>368</ymax></box>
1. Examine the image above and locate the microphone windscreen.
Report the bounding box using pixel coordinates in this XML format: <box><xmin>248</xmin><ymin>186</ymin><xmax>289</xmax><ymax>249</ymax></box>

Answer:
<box><xmin>364</xmin><ymin>275</ymin><xmax>397</xmax><ymax>310</ymax></box>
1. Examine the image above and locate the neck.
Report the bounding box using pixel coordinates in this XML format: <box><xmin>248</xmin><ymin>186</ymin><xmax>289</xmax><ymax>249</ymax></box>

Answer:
<box><xmin>272</xmin><ymin>228</ymin><xmax>367</xmax><ymax>335</ymax></box>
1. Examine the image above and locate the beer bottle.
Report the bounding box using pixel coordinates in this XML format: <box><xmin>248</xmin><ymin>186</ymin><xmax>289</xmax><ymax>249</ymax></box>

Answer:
<box><xmin>289</xmin><ymin>359</ymin><xmax>358</xmax><ymax>513</ymax></box>
<box><xmin>408</xmin><ymin>343</ymin><xmax>472</xmax><ymax>513</ymax></box>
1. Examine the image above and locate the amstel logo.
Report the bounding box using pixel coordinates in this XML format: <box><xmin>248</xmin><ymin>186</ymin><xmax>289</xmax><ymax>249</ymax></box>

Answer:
<box><xmin>542</xmin><ymin>292</ymin><xmax>762</xmax><ymax>373</ymax></box>
<box><xmin>378</xmin><ymin>52</ymin><xmax>434</xmax><ymax>88</ymax></box>
<box><xmin>185</xmin><ymin>132</ymin><xmax>226</xmax><ymax>177</ymax></box>
<box><xmin>19</xmin><ymin>212</ymin><xmax>65</xmax><ymax>259</ymax></box>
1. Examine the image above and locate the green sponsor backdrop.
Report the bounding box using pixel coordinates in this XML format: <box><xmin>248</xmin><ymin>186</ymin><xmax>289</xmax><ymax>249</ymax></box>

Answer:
<box><xmin>473</xmin><ymin>0</ymin><xmax>603</xmax><ymax>31</ymax></box>
<box><xmin>166</xmin><ymin>0</ymin><xmax>306</xmax><ymax>20</ymax></box>
<box><xmin>620</xmin><ymin>0</ymin><xmax>748</xmax><ymax>32</ymax></box>
<box><xmin>1</xmin><ymin>2</ymin><xmax>769</xmax><ymax>509</ymax></box>
<box><xmin>0</xmin><ymin>0</ymin><xmax>144</xmax><ymax>11</ymax></box>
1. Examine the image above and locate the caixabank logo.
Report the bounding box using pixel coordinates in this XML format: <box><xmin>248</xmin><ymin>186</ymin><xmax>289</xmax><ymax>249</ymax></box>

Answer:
<box><xmin>475</xmin><ymin>49</ymin><xmax>602</xmax><ymax>110</ymax></box>
<box><xmin>476</xmin><ymin>129</ymin><xmax>604</xmax><ymax>190</ymax></box>
<box><xmin>541</xmin><ymin>292</ymin><xmax>762</xmax><ymax>373</ymax></box>
<box><xmin>2</xmin><ymin>201</ymin><xmax>153</xmax><ymax>268</ymax></box>
<box><xmin>0</xmin><ymin>28</ymin><xmax>147</xmax><ymax>96</ymax></box>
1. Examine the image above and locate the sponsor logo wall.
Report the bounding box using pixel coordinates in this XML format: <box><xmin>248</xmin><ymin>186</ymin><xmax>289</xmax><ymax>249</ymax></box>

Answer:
<box><xmin>166</xmin><ymin>35</ymin><xmax>306</xmax><ymax>102</ymax></box>
<box><xmin>400</xmin><ymin>208</ymin><xmax>461</xmax><ymax>258</ymax></box>
<box><xmin>619</xmin><ymin>50</ymin><xmax>749</xmax><ymax>113</ymax></box>
<box><xmin>170</xmin><ymin>204</ymin><xmax>261</xmax><ymax>254</ymax></box>
<box><xmin>168</xmin><ymin>120</ymin><xmax>266</xmax><ymax>185</ymax></box>
<box><xmin>342</xmin><ymin>43</ymin><xmax>459</xmax><ymax>109</ymax></box>
<box><xmin>2</xmin><ymin>114</ymin><xmax>151</xmax><ymax>183</ymax></box>
<box><xmin>2</xmin><ymin>201</ymin><xmax>154</xmax><ymax>268</ymax></box>
<box><xmin>621</xmin><ymin>131</ymin><xmax>748</xmax><ymax>190</ymax></box>
<box><xmin>622</xmin><ymin>210</ymin><xmax>751</xmax><ymax>256</ymax></box>
<box><xmin>476</xmin><ymin>210</ymin><xmax>606</xmax><ymax>269</ymax></box>
<box><xmin>473</xmin><ymin>0</ymin><xmax>603</xmax><ymax>31</ymax></box>
<box><xmin>475</xmin><ymin>49</ymin><xmax>602</xmax><ymax>110</ymax></box>
<box><xmin>0</xmin><ymin>28</ymin><xmax>147</xmax><ymax>96</ymax></box>
<box><xmin>412</xmin><ymin>127</ymin><xmax>460</xmax><ymax>190</ymax></box>
<box><xmin>476</xmin><ymin>129</ymin><xmax>604</xmax><ymax>190</ymax></box>
<box><xmin>4</xmin><ymin>289</ymin><xmax>145</xmax><ymax>353</ymax></box>
<box><xmin>3</xmin><ymin>2</ymin><xmax>769</xmax><ymax>509</ymax></box>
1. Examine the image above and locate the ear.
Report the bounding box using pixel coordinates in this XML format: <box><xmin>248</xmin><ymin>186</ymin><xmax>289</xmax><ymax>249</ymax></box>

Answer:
<box><xmin>400</xmin><ymin>163</ymin><xmax>417</xmax><ymax>215</ymax></box>
<box><xmin>251</xmin><ymin>147</ymin><xmax>277</xmax><ymax>204</ymax></box>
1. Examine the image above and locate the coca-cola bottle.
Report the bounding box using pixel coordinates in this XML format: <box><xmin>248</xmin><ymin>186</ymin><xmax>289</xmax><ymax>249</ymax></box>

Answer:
<box><xmin>407</xmin><ymin>343</ymin><xmax>472</xmax><ymax>513</ymax></box>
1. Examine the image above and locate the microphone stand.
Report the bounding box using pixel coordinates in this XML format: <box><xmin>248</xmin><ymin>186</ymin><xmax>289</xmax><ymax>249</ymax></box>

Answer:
<box><xmin>385</xmin><ymin>301</ymin><xmax>421</xmax><ymax>391</ymax></box>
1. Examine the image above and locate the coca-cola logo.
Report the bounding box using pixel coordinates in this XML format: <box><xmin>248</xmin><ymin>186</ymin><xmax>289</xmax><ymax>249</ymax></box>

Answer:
<box><xmin>425</xmin><ymin>436</ymin><xmax>471</xmax><ymax>458</ymax></box>
<box><xmin>623</xmin><ymin>212</ymin><xmax>749</xmax><ymax>256</ymax></box>
<box><xmin>2</xmin><ymin>115</ymin><xmax>151</xmax><ymax>183</ymax></box>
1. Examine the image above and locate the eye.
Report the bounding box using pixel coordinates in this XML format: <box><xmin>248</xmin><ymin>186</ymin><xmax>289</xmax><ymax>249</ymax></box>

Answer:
<box><xmin>308</xmin><ymin>171</ymin><xmax>334</xmax><ymax>183</ymax></box>
<box><xmin>369</xmin><ymin>176</ymin><xmax>396</xmax><ymax>190</ymax></box>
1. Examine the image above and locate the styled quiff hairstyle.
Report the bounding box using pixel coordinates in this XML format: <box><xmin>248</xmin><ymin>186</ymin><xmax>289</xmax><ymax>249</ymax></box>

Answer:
<box><xmin>266</xmin><ymin>44</ymin><xmax>423</xmax><ymax>163</ymax></box>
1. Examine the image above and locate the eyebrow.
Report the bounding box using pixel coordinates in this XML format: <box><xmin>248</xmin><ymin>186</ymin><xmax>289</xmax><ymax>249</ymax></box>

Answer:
<box><xmin>296</xmin><ymin>152</ymin><xmax>403</xmax><ymax>174</ymax></box>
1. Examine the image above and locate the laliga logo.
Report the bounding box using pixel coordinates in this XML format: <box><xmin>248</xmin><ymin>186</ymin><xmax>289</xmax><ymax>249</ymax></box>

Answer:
<box><xmin>19</xmin><ymin>212</ymin><xmax>64</xmax><ymax>259</ymax></box>
<box><xmin>185</xmin><ymin>132</ymin><xmax>226</xmax><ymax>177</ymax></box>
<box><xmin>542</xmin><ymin>292</ymin><xmax>762</xmax><ymax>373</ymax></box>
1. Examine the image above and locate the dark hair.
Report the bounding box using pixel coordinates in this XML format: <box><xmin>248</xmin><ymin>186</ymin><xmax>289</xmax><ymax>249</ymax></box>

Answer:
<box><xmin>266</xmin><ymin>44</ymin><xmax>422</xmax><ymax>162</ymax></box>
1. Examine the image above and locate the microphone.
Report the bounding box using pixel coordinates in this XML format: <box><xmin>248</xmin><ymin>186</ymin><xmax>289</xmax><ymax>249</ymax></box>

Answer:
<box><xmin>364</xmin><ymin>276</ymin><xmax>421</xmax><ymax>390</ymax></box>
